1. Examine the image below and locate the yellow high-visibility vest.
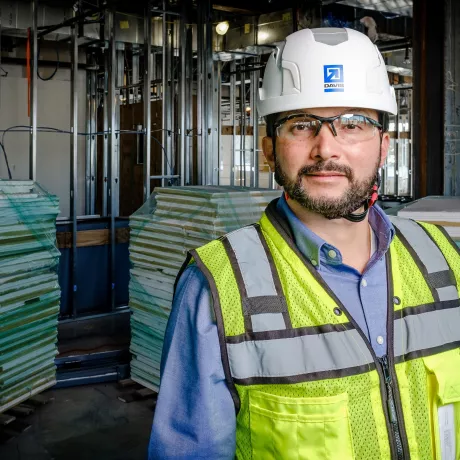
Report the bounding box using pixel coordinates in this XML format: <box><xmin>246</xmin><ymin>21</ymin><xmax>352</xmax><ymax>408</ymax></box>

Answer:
<box><xmin>188</xmin><ymin>201</ymin><xmax>460</xmax><ymax>460</ymax></box>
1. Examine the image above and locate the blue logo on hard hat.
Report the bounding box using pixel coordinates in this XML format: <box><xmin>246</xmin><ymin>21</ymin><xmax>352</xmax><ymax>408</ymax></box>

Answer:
<box><xmin>324</xmin><ymin>65</ymin><xmax>344</xmax><ymax>92</ymax></box>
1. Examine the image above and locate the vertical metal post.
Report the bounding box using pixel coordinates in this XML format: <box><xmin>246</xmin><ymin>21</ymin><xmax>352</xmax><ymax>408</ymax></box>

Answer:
<box><xmin>230</xmin><ymin>60</ymin><xmax>236</xmax><ymax>186</ymax></box>
<box><xmin>167</xmin><ymin>21</ymin><xmax>178</xmax><ymax>178</ymax></box>
<box><xmin>132</xmin><ymin>44</ymin><xmax>140</xmax><ymax>104</ymax></box>
<box><xmin>185</xmin><ymin>25</ymin><xmax>193</xmax><ymax>184</ymax></box>
<box><xmin>102</xmin><ymin>49</ymin><xmax>109</xmax><ymax>216</ymax></box>
<box><xmin>85</xmin><ymin>54</ymin><xmax>92</xmax><ymax>214</ymax></box>
<box><xmin>252</xmin><ymin>57</ymin><xmax>260</xmax><ymax>188</ymax></box>
<box><xmin>85</xmin><ymin>53</ymin><xmax>97</xmax><ymax>215</ymax></box>
<box><xmin>444</xmin><ymin>0</ymin><xmax>460</xmax><ymax>195</ymax></box>
<box><xmin>205</xmin><ymin>2</ymin><xmax>217</xmax><ymax>185</ymax></box>
<box><xmin>107</xmin><ymin>7</ymin><xmax>117</xmax><ymax>310</ymax></box>
<box><xmin>29</xmin><ymin>0</ymin><xmax>38</xmax><ymax>181</ymax></box>
<box><xmin>114</xmin><ymin>48</ymin><xmax>123</xmax><ymax>214</ymax></box>
<box><xmin>90</xmin><ymin>62</ymin><xmax>97</xmax><ymax>214</ymax></box>
<box><xmin>164</xmin><ymin>11</ymin><xmax>173</xmax><ymax>183</ymax></box>
<box><xmin>144</xmin><ymin>3</ymin><xmax>152</xmax><ymax>200</ymax></box>
<box><xmin>240</xmin><ymin>59</ymin><xmax>246</xmax><ymax>187</ymax></box>
<box><xmin>70</xmin><ymin>21</ymin><xmax>79</xmax><ymax>318</ymax></box>
<box><xmin>179</xmin><ymin>7</ymin><xmax>187</xmax><ymax>186</ymax></box>
<box><xmin>269</xmin><ymin>166</ymin><xmax>274</xmax><ymax>189</ymax></box>
<box><xmin>161</xmin><ymin>3</ymin><xmax>167</xmax><ymax>186</ymax></box>
<box><xmin>216</xmin><ymin>61</ymin><xmax>222</xmax><ymax>186</ymax></box>
<box><xmin>395</xmin><ymin>91</ymin><xmax>400</xmax><ymax>196</ymax></box>
<box><xmin>209</xmin><ymin>5</ymin><xmax>217</xmax><ymax>184</ymax></box>
<box><xmin>196</xmin><ymin>2</ymin><xmax>203</xmax><ymax>185</ymax></box>
<box><xmin>408</xmin><ymin>89</ymin><xmax>413</xmax><ymax>197</ymax></box>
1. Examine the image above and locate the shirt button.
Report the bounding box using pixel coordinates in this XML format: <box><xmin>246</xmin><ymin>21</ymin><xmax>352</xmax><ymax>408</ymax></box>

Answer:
<box><xmin>311</xmin><ymin>259</ymin><xmax>318</xmax><ymax>267</ymax></box>
<box><xmin>393</xmin><ymin>296</ymin><xmax>401</xmax><ymax>305</ymax></box>
<box><xmin>333</xmin><ymin>307</ymin><xmax>342</xmax><ymax>316</ymax></box>
<box><xmin>376</xmin><ymin>336</ymin><xmax>384</xmax><ymax>345</ymax></box>
<box><xmin>328</xmin><ymin>250</ymin><xmax>337</xmax><ymax>259</ymax></box>
<box><xmin>361</xmin><ymin>279</ymin><xmax>368</xmax><ymax>287</ymax></box>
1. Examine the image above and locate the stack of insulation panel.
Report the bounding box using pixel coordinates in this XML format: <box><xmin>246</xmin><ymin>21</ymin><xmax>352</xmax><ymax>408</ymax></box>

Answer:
<box><xmin>129</xmin><ymin>186</ymin><xmax>281</xmax><ymax>390</ymax></box>
<box><xmin>0</xmin><ymin>181</ymin><xmax>61</xmax><ymax>413</ymax></box>
<box><xmin>397</xmin><ymin>196</ymin><xmax>460</xmax><ymax>245</ymax></box>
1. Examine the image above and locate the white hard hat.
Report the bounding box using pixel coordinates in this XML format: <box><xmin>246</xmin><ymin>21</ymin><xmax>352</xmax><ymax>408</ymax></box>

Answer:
<box><xmin>257</xmin><ymin>27</ymin><xmax>397</xmax><ymax>117</ymax></box>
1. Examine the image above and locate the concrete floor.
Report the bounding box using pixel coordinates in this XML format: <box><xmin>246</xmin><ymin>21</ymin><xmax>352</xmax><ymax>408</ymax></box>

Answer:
<box><xmin>0</xmin><ymin>383</ymin><xmax>155</xmax><ymax>460</ymax></box>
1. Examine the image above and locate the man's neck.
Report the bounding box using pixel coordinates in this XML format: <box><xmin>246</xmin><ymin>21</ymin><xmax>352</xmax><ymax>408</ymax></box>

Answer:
<box><xmin>287</xmin><ymin>199</ymin><xmax>372</xmax><ymax>273</ymax></box>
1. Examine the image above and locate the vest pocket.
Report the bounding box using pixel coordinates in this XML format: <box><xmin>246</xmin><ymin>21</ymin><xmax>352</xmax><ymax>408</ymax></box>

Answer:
<box><xmin>248</xmin><ymin>390</ymin><xmax>355</xmax><ymax>460</ymax></box>
<box><xmin>423</xmin><ymin>352</ymin><xmax>460</xmax><ymax>460</ymax></box>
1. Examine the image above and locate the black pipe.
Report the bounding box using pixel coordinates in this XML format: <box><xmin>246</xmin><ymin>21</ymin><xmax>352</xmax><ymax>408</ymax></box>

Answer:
<box><xmin>2</xmin><ymin>56</ymin><xmax>90</xmax><ymax>70</ymax></box>
<box><xmin>38</xmin><ymin>5</ymin><xmax>106</xmax><ymax>38</ymax></box>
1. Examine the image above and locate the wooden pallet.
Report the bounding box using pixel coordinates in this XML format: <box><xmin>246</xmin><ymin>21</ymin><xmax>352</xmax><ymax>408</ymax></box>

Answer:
<box><xmin>117</xmin><ymin>379</ymin><xmax>158</xmax><ymax>404</ymax></box>
<box><xmin>0</xmin><ymin>393</ymin><xmax>54</xmax><ymax>444</ymax></box>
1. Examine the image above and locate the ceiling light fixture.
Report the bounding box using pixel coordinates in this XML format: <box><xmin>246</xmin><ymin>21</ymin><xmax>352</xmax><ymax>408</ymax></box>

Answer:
<box><xmin>216</xmin><ymin>21</ymin><xmax>230</xmax><ymax>36</ymax></box>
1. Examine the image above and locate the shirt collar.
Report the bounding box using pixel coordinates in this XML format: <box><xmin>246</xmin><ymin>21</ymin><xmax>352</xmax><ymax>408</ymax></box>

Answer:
<box><xmin>275</xmin><ymin>194</ymin><xmax>395</xmax><ymax>269</ymax></box>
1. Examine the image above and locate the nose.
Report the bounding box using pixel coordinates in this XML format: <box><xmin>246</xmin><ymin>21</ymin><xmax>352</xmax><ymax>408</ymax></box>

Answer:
<box><xmin>309</xmin><ymin>123</ymin><xmax>342</xmax><ymax>162</ymax></box>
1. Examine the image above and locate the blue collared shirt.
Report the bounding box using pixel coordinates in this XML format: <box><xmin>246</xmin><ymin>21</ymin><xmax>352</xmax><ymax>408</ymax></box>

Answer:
<box><xmin>148</xmin><ymin>196</ymin><xmax>395</xmax><ymax>459</ymax></box>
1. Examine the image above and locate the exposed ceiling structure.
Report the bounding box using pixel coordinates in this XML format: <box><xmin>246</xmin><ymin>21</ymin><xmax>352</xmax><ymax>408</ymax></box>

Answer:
<box><xmin>337</xmin><ymin>0</ymin><xmax>413</xmax><ymax>17</ymax></box>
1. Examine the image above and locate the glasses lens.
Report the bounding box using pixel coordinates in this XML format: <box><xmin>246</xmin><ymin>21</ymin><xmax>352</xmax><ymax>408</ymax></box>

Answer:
<box><xmin>333</xmin><ymin>114</ymin><xmax>377</xmax><ymax>143</ymax></box>
<box><xmin>276</xmin><ymin>116</ymin><xmax>320</xmax><ymax>140</ymax></box>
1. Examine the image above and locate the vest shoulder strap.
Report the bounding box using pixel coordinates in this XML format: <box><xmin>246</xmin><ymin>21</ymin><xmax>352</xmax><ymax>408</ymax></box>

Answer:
<box><xmin>222</xmin><ymin>224</ymin><xmax>292</xmax><ymax>333</ymax></box>
<box><xmin>389</xmin><ymin>216</ymin><xmax>458</xmax><ymax>302</ymax></box>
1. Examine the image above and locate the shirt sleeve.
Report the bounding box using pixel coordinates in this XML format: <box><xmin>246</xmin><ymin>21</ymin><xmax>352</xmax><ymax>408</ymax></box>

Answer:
<box><xmin>148</xmin><ymin>264</ymin><xmax>236</xmax><ymax>460</ymax></box>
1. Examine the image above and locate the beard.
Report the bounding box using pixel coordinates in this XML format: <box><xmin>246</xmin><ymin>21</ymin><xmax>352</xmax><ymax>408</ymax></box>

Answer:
<box><xmin>275</xmin><ymin>156</ymin><xmax>380</xmax><ymax>220</ymax></box>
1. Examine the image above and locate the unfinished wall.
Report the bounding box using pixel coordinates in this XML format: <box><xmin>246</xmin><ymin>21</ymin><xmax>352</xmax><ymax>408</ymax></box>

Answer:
<box><xmin>0</xmin><ymin>64</ymin><xmax>86</xmax><ymax>217</ymax></box>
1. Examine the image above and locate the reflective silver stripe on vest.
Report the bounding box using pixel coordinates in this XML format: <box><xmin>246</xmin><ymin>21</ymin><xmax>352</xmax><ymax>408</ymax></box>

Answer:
<box><xmin>390</xmin><ymin>216</ymin><xmax>458</xmax><ymax>302</ymax></box>
<box><xmin>227</xmin><ymin>329</ymin><xmax>374</xmax><ymax>380</ymax></box>
<box><xmin>394</xmin><ymin>305</ymin><xmax>460</xmax><ymax>357</ymax></box>
<box><xmin>227</xmin><ymin>226</ymin><xmax>277</xmax><ymax>298</ymax></box>
<box><xmin>226</xmin><ymin>226</ymin><xmax>287</xmax><ymax>332</ymax></box>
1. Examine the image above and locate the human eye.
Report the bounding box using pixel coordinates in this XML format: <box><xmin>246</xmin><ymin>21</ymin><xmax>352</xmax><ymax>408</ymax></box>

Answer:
<box><xmin>338</xmin><ymin>115</ymin><xmax>367</xmax><ymax>132</ymax></box>
<box><xmin>289</xmin><ymin>120</ymin><xmax>316</xmax><ymax>136</ymax></box>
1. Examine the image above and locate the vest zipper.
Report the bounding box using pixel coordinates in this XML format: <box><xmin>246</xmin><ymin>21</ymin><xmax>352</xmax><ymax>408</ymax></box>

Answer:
<box><xmin>379</xmin><ymin>355</ymin><xmax>405</xmax><ymax>459</ymax></box>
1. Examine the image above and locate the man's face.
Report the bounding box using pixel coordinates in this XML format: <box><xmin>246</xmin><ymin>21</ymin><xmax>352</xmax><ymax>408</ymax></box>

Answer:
<box><xmin>262</xmin><ymin>107</ymin><xmax>390</xmax><ymax>220</ymax></box>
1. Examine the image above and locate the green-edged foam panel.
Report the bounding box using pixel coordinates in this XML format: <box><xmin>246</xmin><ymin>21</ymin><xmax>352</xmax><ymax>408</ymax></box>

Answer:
<box><xmin>0</xmin><ymin>180</ymin><xmax>60</xmax><ymax>413</ymax></box>
<box><xmin>128</xmin><ymin>186</ymin><xmax>281</xmax><ymax>391</ymax></box>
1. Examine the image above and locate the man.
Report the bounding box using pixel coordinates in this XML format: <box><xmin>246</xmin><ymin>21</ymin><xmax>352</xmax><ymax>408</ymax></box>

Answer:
<box><xmin>149</xmin><ymin>27</ymin><xmax>460</xmax><ymax>459</ymax></box>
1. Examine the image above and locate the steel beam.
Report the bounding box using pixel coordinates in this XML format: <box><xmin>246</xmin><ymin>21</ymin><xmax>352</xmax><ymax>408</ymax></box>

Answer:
<box><xmin>412</xmin><ymin>0</ymin><xmax>444</xmax><ymax>198</ymax></box>
<box><xmin>144</xmin><ymin>3</ymin><xmax>152</xmax><ymax>200</ymax></box>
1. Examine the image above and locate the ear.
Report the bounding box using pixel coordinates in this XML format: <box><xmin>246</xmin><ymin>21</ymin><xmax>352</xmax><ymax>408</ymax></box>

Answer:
<box><xmin>262</xmin><ymin>137</ymin><xmax>276</xmax><ymax>171</ymax></box>
<box><xmin>379</xmin><ymin>132</ymin><xmax>390</xmax><ymax>168</ymax></box>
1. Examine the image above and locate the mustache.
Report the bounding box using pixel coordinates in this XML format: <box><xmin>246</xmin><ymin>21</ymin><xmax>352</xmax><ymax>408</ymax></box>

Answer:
<box><xmin>298</xmin><ymin>162</ymin><xmax>353</xmax><ymax>180</ymax></box>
